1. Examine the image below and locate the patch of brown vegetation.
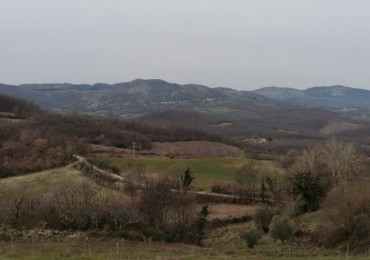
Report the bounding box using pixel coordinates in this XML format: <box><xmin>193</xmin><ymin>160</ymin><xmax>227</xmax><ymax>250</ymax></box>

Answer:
<box><xmin>151</xmin><ymin>141</ymin><xmax>244</xmax><ymax>158</ymax></box>
<box><xmin>207</xmin><ymin>204</ymin><xmax>258</xmax><ymax>220</ymax></box>
<box><xmin>89</xmin><ymin>144</ymin><xmax>131</xmax><ymax>155</ymax></box>
<box><xmin>319</xmin><ymin>120</ymin><xmax>362</xmax><ymax>134</ymax></box>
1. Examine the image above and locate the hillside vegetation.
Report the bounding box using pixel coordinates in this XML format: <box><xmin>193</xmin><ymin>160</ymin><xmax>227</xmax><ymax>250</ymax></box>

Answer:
<box><xmin>0</xmin><ymin>94</ymin><xmax>237</xmax><ymax>178</ymax></box>
<box><xmin>2</xmin><ymin>93</ymin><xmax>370</xmax><ymax>258</ymax></box>
<box><xmin>2</xmin><ymin>79</ymin><xmax>368</xmax><ymax>144</ymax></box>
<box><xmin>0</xmin><ymin>93</ymin><xmax>40</xmax><ymax>118</ymax></box>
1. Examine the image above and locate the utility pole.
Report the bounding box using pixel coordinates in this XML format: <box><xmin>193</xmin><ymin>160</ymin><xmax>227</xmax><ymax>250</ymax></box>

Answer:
<box><xmin>132</xmin><ymin>141</ymin><xmax>136</xmax><ymax>158</ymax></box>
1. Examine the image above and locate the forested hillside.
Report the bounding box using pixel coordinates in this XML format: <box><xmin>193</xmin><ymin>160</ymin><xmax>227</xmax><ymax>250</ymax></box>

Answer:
<box><xmin>0</xmin><ymin>94</ymin><xmax>233</xmax><ymax>177</ymax></box>
<box><xmin>0</xmin><ymin>93</ymin><xmax>40</xmax><ymax>118</ymax></box>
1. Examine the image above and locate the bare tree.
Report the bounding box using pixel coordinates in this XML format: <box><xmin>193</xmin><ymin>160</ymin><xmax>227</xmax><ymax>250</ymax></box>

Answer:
<box><xmin>0</xmin><ymin>183</ymin><xmax>36</xmax><ymax>227</ymax></box>
<box><xmin>322</xmin><ymin>139</ymin><xmax>363</xmax><ymax>184</ymax></box>
<box><xmin>124</xmin><ymin>161</ymin><xmax>148</xmax><ymax>200</ymax></box>
<box><xmin>234</xmin><ymin>159</ymin><xmax>259</xmax><ymax>203</ymax></box>
<box><xmin>52</xmin><ymin>180</ymin><xmax>137</xmax><ymax>230</ymax></box>
<box><xmin>291</xmin><ymin>139</ymin><xmax>363</xmax><ymax>185</ymax></box>
<box><xmin>139</xmin><ymin>174</ymin><xmax>175</xmax><ymax>231</ymax></box>
<box><xmin>288</xmin><ymin>139</ymin><xmax>364</xmax><ymax>214</ymax></box>
<box><xmin>318</xmin><ymin>181</ymin><xmax>370</xmax><ymax>247</ymax></box>
<box><xmin>138</xmin><ymin>173</ymin><xmax>196</xmax><ymax>234</ymax></box>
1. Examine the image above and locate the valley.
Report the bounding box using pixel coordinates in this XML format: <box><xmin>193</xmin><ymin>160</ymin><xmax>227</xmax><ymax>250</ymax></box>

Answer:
<box><xmin>0</xmin><ymin>82</ymin><xmax>370</xmax><ymax>259</ymax></box>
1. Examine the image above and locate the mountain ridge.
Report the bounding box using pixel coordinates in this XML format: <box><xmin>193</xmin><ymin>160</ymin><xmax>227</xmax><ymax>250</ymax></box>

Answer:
<box><xmin>1</xmin><ymin>79</ymin><xmax>369</xmax><ymax>140</ymax></box>
<box><xmin>0</xmin><ymin>79</ymin><xmax>277</xmax><ymax>116</ymax></box>
<box><xmin>253</xmin><ymin>85</ymin><xmax>370</xmax><ymax>109</ymax></box>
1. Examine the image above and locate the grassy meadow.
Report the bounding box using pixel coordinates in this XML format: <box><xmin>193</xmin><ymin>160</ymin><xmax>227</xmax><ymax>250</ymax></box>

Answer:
<box><xmin>0</xmin><ymin>167</ymin><xmax>86</xmax><ymax>191</ymax></box>
<box><xmin>94</xmin><ymin>156</ymin><xmax>284</xmax><ymax>191</ymax></box>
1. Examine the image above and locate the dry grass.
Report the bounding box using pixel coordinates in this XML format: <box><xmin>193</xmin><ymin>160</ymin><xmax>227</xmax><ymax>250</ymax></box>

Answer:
<box><xmin>89</xmin><ymin>144</ymin><xmax>132</xmax><ymax>155</ymax></box>
<box><xmin>0</xmin><ymin>167</ymin><xmax>86</xmax><ymax>191</ymax></box>
<box><xmin>1</xmin><ymin>232</ymin><xmax>366</xmax><ymax>259</ymax></box>
<box><xmin>151</xmin><ymin>141</ymin><xmax>245</xmax><ymax>158</ymax></box>
<box><xmin>319</xmin><ymin>120</ymin><xmax>362</xmax><ymax>134</ymax></box>
<box><xmin>207</xmin><ymin>204</ymin><xmax>258</xmax><ymax>220</ymax></box>
<box><xmin>205</xmin><ymin>223</ymin><xmax>370</xmax><ymax>259</ymax></box>
<box><xmin>89</xmin><ymin>141</ymin><xmax>245</xmax><ymax>159</ymax></box>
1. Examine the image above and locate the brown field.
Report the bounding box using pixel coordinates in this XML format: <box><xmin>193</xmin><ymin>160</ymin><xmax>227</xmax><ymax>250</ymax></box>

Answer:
<box><xmin>207</xmin><ymin>204</ymin><xmax>258</xmax><ymax>220</ymax></box>
<box><xmin>319</xmin><ymin>120</ymin><xmax>362</xmax><ymax>134</ymax></box>
<box><xmin>90</xmin><ymin>141</ymin><xmax>245</xmax><ymax>159</ymax></box>
<box><xmin>89</xmin><ymin>141</ymin><xmax>245</xmax><ymax>158</ymax></box>
<box><xmin>89</xmin><ymin>144</ymin><xmax>132</xmax><ymax>155</ymax></box>
<box><xmin>151</xmin><ymin>141</ymin><xmax>245</xmax><ymax>158</ymax></box>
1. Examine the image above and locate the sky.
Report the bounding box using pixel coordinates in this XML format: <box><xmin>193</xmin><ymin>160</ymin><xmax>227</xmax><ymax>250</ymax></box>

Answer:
<box><xmin>1</xmin><ymin>0</ymin><xmax>370</xmax><ymax>90</ymax></box>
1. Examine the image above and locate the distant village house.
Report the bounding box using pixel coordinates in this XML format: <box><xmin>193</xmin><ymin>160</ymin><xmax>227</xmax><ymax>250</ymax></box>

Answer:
<box><xmin>243</xmin><ymin>136</ymin><xmax>271</xmax><ymax>144</ymax></box>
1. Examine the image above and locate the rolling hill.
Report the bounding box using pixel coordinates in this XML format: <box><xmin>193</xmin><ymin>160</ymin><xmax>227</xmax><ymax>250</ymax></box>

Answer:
<box><xmin>1</xmin><ymin>80</ymin><xmax>368</xmax><ymax>141</ymax></box>
<box><xmin>253</xmin><ymin>85</ymin><xmax>370</xmax><ymax>109</ymax></box>
<box><xmin>0</xmin><ymin>79</ymin><xmax>280</xmax><ymax>118</ymax></box>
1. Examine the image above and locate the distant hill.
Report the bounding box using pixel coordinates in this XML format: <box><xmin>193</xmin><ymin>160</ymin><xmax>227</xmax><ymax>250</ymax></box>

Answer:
<box><xmin>253</xmin><ymin>85</ymin><xmax>370</xmax><ymax>109</ymax></box>
<box><xmin>0</xmin><ymin>79</ymin><xmax>295</xmax><ymax>126</ymax></box>
<box><xmin>1</xmin><ymin>79</ymin><xmax>367</xmax><ymax>141</ymax></box>
<box><xmin>0</xmin><ymin>79</ymin><xmax>279</xmax><ymax>117</ymax></box>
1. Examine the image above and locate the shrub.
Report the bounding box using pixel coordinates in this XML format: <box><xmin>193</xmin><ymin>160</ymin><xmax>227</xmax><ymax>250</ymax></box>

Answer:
<box><xmin>269</xmin><ymin>215</ymin><xmax>293</xmax><ymax>244</ymax></box>
<box><xmin>211</xmin><ymin>183</ymin><xmax>232</xmax><ymax>194</ymax></box>
<box><xmin>316</xmin><ymin>182</ymin><xmax>370</xmax><ymax>249</ymax></box>
<box><xmin>194</xmin><ymin>205</ymin><xmax>209</xmax><ymax>246</ymax></box>
<box><xmin>234</xmin><ymin>160</ymin><xmax>258</xmax><ymax>203</ymax></box>
<box><xmin>0</xmin><ymin>232</ymin><xmax>11</xmax><ymax>242</ymax></box>
<box><xmin>241</xmin><ymin>221</ymin><xmax>262</xmax><ymax>248</ymax></box>
<box><xmin>254</xmin><ymin>206</ymin><xmax>274</xmax><ymax>233</ymax></box>
<box><xmin>288</xmin><ymin>170</ymin><xmax>326</xmax><ymax>215</ymax></box>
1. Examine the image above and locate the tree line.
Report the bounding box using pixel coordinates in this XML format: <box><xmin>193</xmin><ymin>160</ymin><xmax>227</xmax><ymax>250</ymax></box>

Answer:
<box><xmin>0</xmin><ymin>167</ymin><xmax>208</xmax><ymax>245</ymax></box>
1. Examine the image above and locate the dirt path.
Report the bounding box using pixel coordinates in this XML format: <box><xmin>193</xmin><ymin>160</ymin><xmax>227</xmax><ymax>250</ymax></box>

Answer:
<box><xmin>71</xmin><ymin>155</ymin><xmax>124</xmax><ymax>182</ymax></box>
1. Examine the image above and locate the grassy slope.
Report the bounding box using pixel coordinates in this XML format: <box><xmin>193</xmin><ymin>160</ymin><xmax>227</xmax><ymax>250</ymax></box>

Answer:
<box><xmin>96</xmin><ymin>156</ymin><xmax>284</xmax><ymax>191</ymax></box>
<box><xmin>0</xmin><ymin>167</ymin><xmax>86</xmax><ymax>191</ymax></box>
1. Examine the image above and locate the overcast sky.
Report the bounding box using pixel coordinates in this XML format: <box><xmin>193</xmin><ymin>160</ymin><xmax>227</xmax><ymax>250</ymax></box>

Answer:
<box><xmin>1</xmin><ymin>0</ymin><xmax>370</xmax><ymax>90</ymax></box>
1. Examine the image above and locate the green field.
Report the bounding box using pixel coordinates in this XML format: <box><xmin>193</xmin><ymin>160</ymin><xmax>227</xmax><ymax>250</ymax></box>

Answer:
<box><xmin>95</xmin><ymin>156</ymin><xmax>284</xmax><ymax>191</ymax></box>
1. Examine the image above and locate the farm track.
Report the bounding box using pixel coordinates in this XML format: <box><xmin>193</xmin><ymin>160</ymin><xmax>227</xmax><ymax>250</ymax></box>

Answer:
<box><xmin>72</xmin><ymin>154</ymin><xmax>124</xmax><ymax>181</ymax></box>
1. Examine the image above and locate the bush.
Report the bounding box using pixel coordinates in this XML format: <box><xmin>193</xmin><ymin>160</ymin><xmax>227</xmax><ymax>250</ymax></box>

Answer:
<box><xmin>254</xmin><ymin>206</ymin><xmax>274</xmax><ymax>233</ymax></box>
<box><xmin>0</xmin><ymin>232</ymin><xmax>11</xmax><ymax>242</ymax></box>
<box><xmin>269</xmin><ymin>215</ymin><xmax>293</xmax><ymax>244</ymax></box>
<box><xmin>288</xmin><ymin>170</ymin><xmax>327</xmax><ymax>215</ymax></box>
<box><xmin>241</xmin><ymin>221</ymin><xmax>262</xmax><ymax>248</ymax></box>
<box><xmin>316</xmin><ymin>182</ymin><xmax>370</xmax><ymax>249</ymax></box>
<box><xmin>211</xmin><ymin>183</ymin><xmax>232</xmax><ymax>195</ymax></box>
